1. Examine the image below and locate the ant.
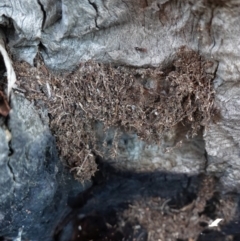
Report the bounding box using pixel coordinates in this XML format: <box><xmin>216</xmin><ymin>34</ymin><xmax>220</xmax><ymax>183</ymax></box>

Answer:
<box><xmin>135</xmin><ymin>47</ymin><xmax>147</xmax><ymax>53</ymax></box>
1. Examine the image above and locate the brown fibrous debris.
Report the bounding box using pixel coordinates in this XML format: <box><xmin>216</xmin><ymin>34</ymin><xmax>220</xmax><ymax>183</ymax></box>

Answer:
<box><xmin>121</xmin><ymin>175</ymin><xmax>236</xmax><ymax>241</ymax></box>
<box><xmin>13</xmin><ymin>46</ymin><xmax>217</xmax><ymax>182</ymax></box>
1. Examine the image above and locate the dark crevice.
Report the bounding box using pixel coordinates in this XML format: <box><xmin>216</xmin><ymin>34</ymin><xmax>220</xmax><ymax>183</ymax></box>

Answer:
<box><xmin>39</xmin><ymin>41</ymin><xmax>48</xmax><ymax>53</ymax></box>
<box><xmin>37</xmin><ymin>0</ymin><xmax>47</xmax><ymax>30</ymax></box>
<box><xmin>88</xmin><ymin>0</ymin><xmax>100</xmax><ymax>29</ymax></box>
<box><xmin>0</xmin><ymin>53</ymin><xmax>6</xmax><ymax>91</ymax></box>
<box><xmin>199</xmin><ymin>192</ymin><xmax>220</xmax><ymax>219</ymax></box>
<box><xmin>37</xmin><ymin>41</ymin><xmax>49</xmax><ymax>61</ymax></box>
<box><xmin>203</xmin><ymin>149</ymin><xmax>209</xmax><ymax>172</ymax></box>
<box><xmin>8</xmin><ymin>145</ymin><xmax>14</xmax><ymax>157</ymax></box>
<box><xmin>5</xmin><ymin>119</ymin><xmax>16</xmax><ymax>183</ymax></box>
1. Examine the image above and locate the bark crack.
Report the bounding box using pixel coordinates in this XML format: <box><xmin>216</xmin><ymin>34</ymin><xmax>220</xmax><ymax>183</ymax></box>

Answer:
<box><xmin>88</xmin><ymin>0</ymin><xmax>100</xmax><ymax>29</ymax></box>
<box><xmin>37</xmin><ymin>0</ymin><xmax>46</xmax><ymax>30</ymax></box>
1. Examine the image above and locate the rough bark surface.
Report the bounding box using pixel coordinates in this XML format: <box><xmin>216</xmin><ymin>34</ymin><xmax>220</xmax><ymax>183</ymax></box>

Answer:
<box><xmin>0</xmin><ymin>0</ymin><xmax>240</xmax><ymax>240</ymax></box>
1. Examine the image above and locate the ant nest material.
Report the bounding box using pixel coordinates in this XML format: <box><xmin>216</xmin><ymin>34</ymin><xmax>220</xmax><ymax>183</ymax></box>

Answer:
<box><xmin>14</xmin><ymin>46</ymin><xmax>218</xmax><ymax>182</ymax></box>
